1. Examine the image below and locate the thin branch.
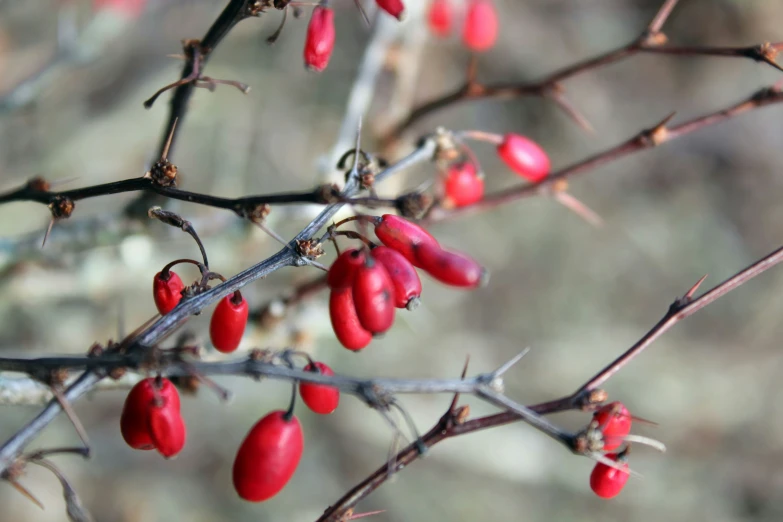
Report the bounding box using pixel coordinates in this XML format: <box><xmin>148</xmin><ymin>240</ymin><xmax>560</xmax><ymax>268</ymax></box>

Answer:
<box><xmin>0</xmin><ymin>138</ymin><xmax>438</xmax><ymax>476</ymax></box>
<box><xmin>317</xmin><ymin>240</ymin><xmax>783</xmax><ymax>519</ymax></box>
<box><xmin>424</xmin><ymin>85</ymin><xmax>783</xmax><ymax>223</ymax></box>
<box><xmin>384</xmin><ymin>0</ymin><xmax>781</xmax><ymax>142</ymax></box>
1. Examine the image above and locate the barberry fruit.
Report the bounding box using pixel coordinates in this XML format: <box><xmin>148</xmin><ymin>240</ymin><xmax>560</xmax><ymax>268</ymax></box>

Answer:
<box><xmin>376</xmin><ymin>0</ymin><xmax>405</xmax><ymax>20</ymax></box>
<box><xmin>121</xmin><ymin>377</ymin><xmax>185</xmax><ymax>458</ymax></box>
<box><xmin>593</xmin><ymin>402</ymin><xmax>632</xmax><ymax>451</ymax></box>
<box><xmin>233</xmin><ymin>411</ymin><xmax>304</xmax><ymax>502</ymax></box>
<box><xmin>329</xmin><ymin>287</ymin><xmax>373</xmax><ymax>351</ymax></box>
<box><xmin>304</xmin><ymin>6</ymin><xmax>336</xmax><ymax>72</ymax></box>
<box><xmin>414</xmin><ymin>242</ymin><xmax>487</xmax><ymax>288</ymax></box>
<box><xmin>148</xmin><ymin>402</ymin><xmax>187</xmax><ymax>458</ymax></box>
<box><xmin>210</xmin><ymin>292</ymin><xmax>249</xmax><ymax>354</ymax></box>
<box><xmin>427</xmin><ymin>0</ymin><xmax>453</xmax><ymax>37</ymax></box>
<box><xmin>371</xmin><ymin>246</ymin><xmax>422</xmax><ymax>309</ymax></box>
<box><xmin>327</xmin><ymin>249</ymin><xmax>366</xmax><ymax>289</ymax></box>
<box><xmin>444</xmin><ymin>161</ymin><xmax>484</xmax><ymax>207</ymax></box>
<box><xmin>463</xmin><ymin>0</ymin><xmax>498</xmax><ymax>52</ymax></box>
<box><xmin>352</xmin><ymin>258</ymin><xmax>396</xmax><ymax>333</ymax></box>
<box><xmin>590</xmin><ymin>453</ymin><xmax>630</xmax><ymax>499</ymax></box>
<box><xmin>497</xmin><ymin>133</ymin><xmax>551</xmax><ymax>182</ymax></box>
<box><xmin>374</xmin><ymin>214</ymin><xmax>440</xmax><ymax>267</ymax></box>
<box><xmin>153</xmin><ymin>270</ymin><xmax>184</xmax><ymax>315</ymax></box>
<box><xmin>299</xmin><ymin>362</ymin><xmax>340</xmax><ymax>414</ymax></box>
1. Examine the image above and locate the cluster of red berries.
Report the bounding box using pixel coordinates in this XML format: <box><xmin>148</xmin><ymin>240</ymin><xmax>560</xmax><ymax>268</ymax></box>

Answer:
<box><xmin>428</xmin><ymin>0</ymin><xmax>499</xmax><ymax>52</ymax></box>
<box><xmin>121</xmin><ymin>361</ymin><xmax>340</xmax><ymax>502</ymax></box>
<box><xmin>589</xmin><ymin>401</ymin><xmax>633</xmax><ymax>499</ymax></box>
<box><xmin>329</xmin><ymin>214</ymin><xmax>485</xmax><ymax>350</ymax></box>
<box><xmin>153</xmin><ymin>269</ymin><xmax>249</xmax><ymax>353</ymax></box>
<box><xmin>442</xmin><ymin>132</ymin><xmax>551</xmax><ymax>208</ymax></box>
<box><xmin>304</xmin><ymin>1</ymin><xmax>406</xmax><ymax>73</ymax></box>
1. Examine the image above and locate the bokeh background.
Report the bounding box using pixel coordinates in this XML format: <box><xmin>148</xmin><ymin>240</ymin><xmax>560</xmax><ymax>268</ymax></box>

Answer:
<box><xmin>2</xmin><ymin>0</ymin><xmax>783</xmax><ymax>520</ymax></box>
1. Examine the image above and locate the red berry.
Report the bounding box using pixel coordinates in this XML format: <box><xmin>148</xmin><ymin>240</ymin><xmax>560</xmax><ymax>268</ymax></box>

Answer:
<box><xmin>93</xmin><ymin>0</ymin><xmax>146</xmax><ymax>17</ymax></box>
<box><xmin>233</xmin><ymin>411</ymin><xmax>304</xmax><ymax>502</ymax></box>
<box><xmin>371</xmin><ymin>246</ymin><xmax>422</xmax><ymax>309</ymax></box>
<box><xmin>299</xmin><ymin>362</ymin><xmax>340</xmax><ymax>415</ymax></box>
<box><xmin>444</xmin><ymin>161</ymin><xmax>484</xmax><ymax>207</ymax></box>
<box><xmin>374</xmin><ymin>214</ymin><xmax>440</xmax><ymax>267</ymax></box>
<box><xmin>414</xmin><ymin>242</ymin><xmax>486</xmax><ymax>288</ymax></box>
<box><xmin>376</xmin><ymin>0</ymin><xmax>405</xmax><ymax>20</ymax></box>
<box><xmin>327</xmin><ymin>249</ymin><xmax>366</xmax><ymax>289</ymax></box>
<box><xmin>304</xmin><ymin>6</ymin><xmax>336</xmax><ymax>72</ymax></box>
<box><xmin>593</xmin><ymin>402</ymin><xmax>632</xmax><ymax>451</ymax></box>
<box><xmin>153</xmin><ymin>270</ymin><xmax>184</xmax><ymax>315</ymax></box>
<box><xmin>329</xmin><ymin>287</ymin><xmax>373</xmax><ymax>351</ymax></box>
<box><xmin>427</xmin><ymin>0</ymin><xmax>452</xmax><ymax>37</ymax></box>
<box><xmin>148</xmin><ymin>401</ymin><xmax>187</xmax><ymax>458</ymax></box>
<box><xmin>352</xmin><ymin>259</ymin><xmax>396</xmax><ymax>333</ymax></box>
<box><xmin>463</xmin><ymin>0</ymin><xmax>498</xmax><ymax>52</ymax></box>
<box><xmin>209</xmin><ymin>293</ymin><xmax>249</xmax><ymax>354</ymax></box>
<box><xmin>497</xmin><ymin>133</ymin><xmax>551</xmax><ymax>182</ymax></box>
<box><xmin>590</xmin><ymin>453</ymin><xmax>630</xmax><ymax>499</ymax></box>
<box><xmin>120</xmin><ymin>378</ymin><xmax>182</xmax><ymax>452</ymax></box>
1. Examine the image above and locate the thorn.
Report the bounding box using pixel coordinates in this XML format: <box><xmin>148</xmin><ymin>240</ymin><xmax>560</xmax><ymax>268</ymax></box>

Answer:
<box><xmin>590</xmin><ymin>451</ymin><xmax>642</xmax><ymax>478</ymax></box>
<box><xmin>623</xmin><ymin>434</ymin><xmax>666</xmax><ymax>452</ymax></box>
<box><xmin>629</xmin><ymin>414</ymin><xmax>659</xmax><ymax>427</ymax></box>
<box><xmin>350</xmin><ymin>115</ymin><xmax>364</xmax><ymax>179</ymax></box>
<box><xmin>352</xmin><ymin>0</ymin><xmax>371</xmax><ymax>27</ymax></box>
<box><xmin>9</xmin><ymin>479</ymin><xmax>44</xmax><ymax>510</ymax></box>
<box><xmin>161</xmin><ymin>118</ymin><xmax>179</xmax><ymax>161</ymax></box>
<box><xmin>492</xmin><ymin>348</ymin><xmax>530</xmax><ymax>378</ymax></box>
<box><xmin>448</xmin><ymin>355</ymin><xmax>470</xmax><ymax>413</ymax></box>
<box><xmin>683</xmin><ymin>274</ymin><xmax>708</xmax><ymax>301</ymax></box>
<box><xmin>51</xmin><ymin>387</ymin><xmax>91</xmax><ymax>450</ymax></box>
<box><xmin>349</xmin><ymin>510</ymin><xmax>387</xmax><ymax>520</ymax></box>
<box><xmin>548</xmin><ymin>87</ymin><xmax>594</xmax><ymax>133</ymax></box>
<box><xmin>41</xmin><ymin>218</ymin><xmax>55</xmax><ymax>248</ymax></box>
<box><xmin>553</xmin><ymin>191</ymin><xmax>604</xmax><ymax>228</ymax></box>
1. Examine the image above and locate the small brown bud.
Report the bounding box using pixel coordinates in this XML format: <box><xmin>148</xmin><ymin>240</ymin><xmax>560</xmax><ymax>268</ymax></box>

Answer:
<box><xmin>108</xmin><ymin>367</ymin><xmax>127</xmax><ymax>380</ymax></box>
<box><xmin>149</xmin><ymin>160</ymin><xmax>178</xmax><ymax>187</ymax></box>
<box><xmin>244</xmin><ymin>203</ymin><xmax>271</xmax><ymax>224</ymax></box>
<box><xmin>49</xmin><ymin>195</ymin><xmax>75</xmax><ymax>219</ymax></box>
<box><xmin>87</xmin><ymin>343</ymin><xmax>104</xmax><ymax>357</ymax></box>
<box><xmin>316</xmin><ymin>184</ymin><xmax>342</xmax><ymax>204</ymax></box>
<box><xmin>296</xmin><ymin>239</ymin><xmax>324</xmax><ymax>259</ymax></box>
<box><xmin>396</xmin><ymin>192</ymin><xmax>433</xmax><ymax>219</ymax></box>
<box><xmin>27</xmin><ymin>177</ymin><xmax>50</xmax><ymax>192</ymax></box>
<box><xmin>454</xmin><ymin>405</ymin><xmax>470</xmax><ymax>424</ymax></box>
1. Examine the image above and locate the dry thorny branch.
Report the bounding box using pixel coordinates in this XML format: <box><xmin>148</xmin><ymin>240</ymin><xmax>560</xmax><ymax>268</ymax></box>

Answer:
<box><xmin>1</xmin><ymin>0</ymin><xmax>783</xmax><ymax>520</ymax></box>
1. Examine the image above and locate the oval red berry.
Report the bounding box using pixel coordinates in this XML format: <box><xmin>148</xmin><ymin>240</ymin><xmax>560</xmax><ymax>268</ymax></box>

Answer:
<box><xmin>374</xmin><ymin>214</ymin><xmax>440</xmax><ymax>267</ymax></box>
<box><xmin>233</xmin><ymin>411</ymin><xmax>304</xmax><ymax>502</ymax></box>
<box><xmin>304</xmin><ymin>6</ymin><xmax>336</xmax><ymax>72</ymax></box>
<box><xmin>428</xmin><ymin>0</ymin><xmax>453</xmax><ymax>37</ymax></box>
<box><xmin>497</xmin><ymin>133</ymin><xmax>551</xmax><ymax>182</ymax></box>
<box><xmin>352</xmin><ymin>259</ymin><xmax>396</xmax><ymax>333</ymax></box>
<box><xmin>376</xmin><ymin>0</ymin><xmax>405</xmax><ymax>20</ymax></box>
<box><xmin>153</xmin><ymin>270</ymin><xmax>184</xmax><ymax>315</ymax></box>
<box><xmin>147</xmin><ymin>402</ymin><xmax>187</xmax><ymax>458</ymax></box>
<box><xmin>463</xmin><ymin>0</ymin><xmax>498</xmax><ymax>52</ymax></box>
<box><xmin>444</xmin><ymin>161</ymin><xmax>484</xmax><ymax>208</ymax></box>
<box><xmin>371</xmin><ymin>246</ymin><xmax>422</xmax><ymax>309</ymax></box>
<box><xmin>329</xmin><ymin>288</ymin><xmax>373</xmax><ymax>351</ymax></box>
<box><xmin>209</xmin><ymin>294</ymin><xmax>249</xmax><ymax>354</ymax></box>
<box><xmin>593</xmin><ymin>401</ymin><xmax>632</xmax><ymax>451</ymax></box>
<box><xmin>299</xmin><ymin>362</ymin><xmax>340</xmax><ymax>415</ymax></box>
<box><xmin>414</xmin><ymin>243</ymin><xmax>486</xmax><ymax>288</ymax></box>
<box><xmin>121</xmin><ymin>377</ymin><xmax>181</xmax><ymax>452</ymax></box>
<box><xmin>590</xmin><ymin>453</ymin><xmax>630</xmax><ymax>499</ymax></box>
<box><xmin>327</xmin><ymin>249</ymin><xmax>366</xmax><ymax>289</ymax></box>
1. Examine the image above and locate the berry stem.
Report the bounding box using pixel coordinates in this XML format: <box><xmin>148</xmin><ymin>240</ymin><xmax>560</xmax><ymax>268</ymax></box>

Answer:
<box><xmin>161</xmin><ymin>258</ymin><xmax>207</xmax><ymax>279</ymax></box>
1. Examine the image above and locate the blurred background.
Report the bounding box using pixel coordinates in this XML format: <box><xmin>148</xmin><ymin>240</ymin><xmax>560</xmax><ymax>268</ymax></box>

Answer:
<box><xmin>2</xmin><ymin>0</ymin><xmax>783</xmax><ymax>520</ymax></box>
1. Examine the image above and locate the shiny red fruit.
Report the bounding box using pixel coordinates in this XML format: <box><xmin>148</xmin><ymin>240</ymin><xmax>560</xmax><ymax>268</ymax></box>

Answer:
<box><xmin>371</xmin><ymin>246</ymin><xmax>422</xmax><ymax>309</ymax></box>
<box><xmin>299</xmin><ymin>362</ymin><xmax>340</xmax><ymax>415</ymax></box>
<box><xmin>590</xmin><ymin>453</ymin><xmax>630</xmax><ymax>499</ymax></box>
<box><xmin>327</xmin><ymin>249</ymin><xmax>366</xmax><ymax>289</ymax></box>
<box><xmin>148</xmin><ymin>402</ymin><xmax>187</xmax><ymax>458</ymax></box>
<box><xmin>352</xmin><ymin>259</ymin><xmax>396</xmax><ymax>333</ymax></box>
<box><xmin>497</xmin><ymin>133</ymin><xmax>551</xmax><ymax>182</ymax></box>
<box><xmin>374</xmin><ymin>214</ymin><xmax>440</xmax><ymax>267</ymax></box>
<box><xmin>427</xmin><ymin>0</ymin><xmax>452</xmax><ymax>37</ymax></box>
<box><xmin>414</xmin><ymin>242</ymin><xmax>486</xmax><ymax>288</ymax></box>
<box><xmin>463</xmin><ymin>0</ymin><xmax>498</xmax><ymax>52</ymax></box>
<box><xmin>210</xmin><ymin>293</ymin><xmax>249</xmax><ymax>353</ymax></box>
<box><xmin>233</xmin><ymin>411</ymin><xmax>304</xmax><ymax>502</ymax></box>
<box><xmin>121</xmin><ymin>378</ymin><xmax>182</xmax><ymax>452</ymax></box>
<box><xmin>594</xmin><ymin>402</ymin><xmax>632</xmax><ymax>451</ymax></box>
<box><xmin>444</xmin><ymin>161</ymin><xmax>484</xmax><ymax>207</ymax></box>
<box><xmin>304</xmin><ymin>6</ymin><xmax>336</xmax><ymax>72</ymax></box>
<box><xmin>376</xmin><ymin>0</ymin><xmax>405</xmax><ymax>19</ymax></box>
<box><xmin>329</xmin><ymin>287</ymin><xmax>373</xmax><ymax>351</ymax></box>
<box><xmin>153</xmin><ymin>270</ymin><xmax>184</xmax><ymax>315</ymax></box>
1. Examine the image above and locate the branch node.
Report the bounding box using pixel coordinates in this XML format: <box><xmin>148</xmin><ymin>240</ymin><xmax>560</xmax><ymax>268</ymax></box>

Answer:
<box><xmin>149</xmin><ymin>160</ymin><xmax>178</xmax><ymax>187</ymax></box>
